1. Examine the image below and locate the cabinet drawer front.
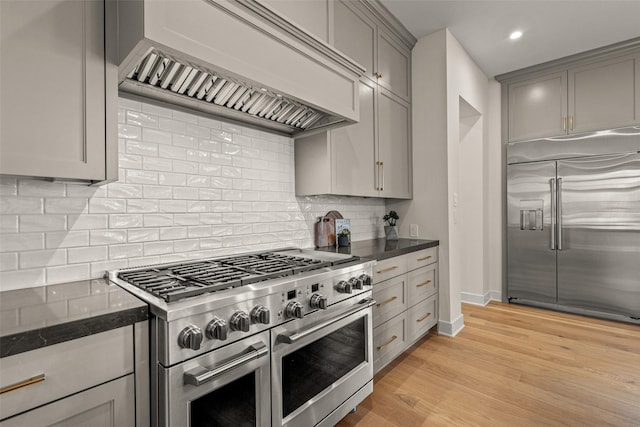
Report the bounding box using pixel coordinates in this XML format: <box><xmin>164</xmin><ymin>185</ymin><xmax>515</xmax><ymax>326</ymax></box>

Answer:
<box><xmin>407</xmin><ymin>247</ymin><xmax>438</xmax><ymax>271</ymax></box>
<box><xmin>373</xmin><ymin>313</ymin><xmax>406</xmax><ymax>374</ymax></box>
<box><xmin>372</xmin><ymin>276</ymin><xmax>407</xmax><ymax>328</ymax></box>
<box><xmin>0</xmin><ymin>327</ymin><xmax>133</xmax><ymax>419</ymax></box>
<box><xmin>408</xmin><ymin>265</ymin><xmax>437</xmax><ymax>303</ymax></box>
<box><xmin>407</xmin><ymin>294</ymin><xmax>438</xmax><ymax>343</ymax></box>
<box><xmin>373</xmin><ymin>255</ymin><xmax>408</xmax><ymax>283</ymax></box>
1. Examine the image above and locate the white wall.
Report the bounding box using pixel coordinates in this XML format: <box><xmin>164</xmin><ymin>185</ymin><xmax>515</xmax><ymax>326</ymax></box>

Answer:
<box><xmin>0</xmin><ymin>98</ymin><xmax>386</xmax><ymax>291</ymax></box>
<box><xmin>389</xmin><ymin>29</ymin><xmax>502</xmax><ymax>337</ymax></box>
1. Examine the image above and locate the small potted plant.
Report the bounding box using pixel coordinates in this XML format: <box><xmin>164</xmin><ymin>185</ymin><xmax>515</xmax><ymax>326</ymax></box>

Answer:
<box><xmin>383</xmin><ymin>210</ymin><xmax>399</xmax><ymax>240</ymax></box>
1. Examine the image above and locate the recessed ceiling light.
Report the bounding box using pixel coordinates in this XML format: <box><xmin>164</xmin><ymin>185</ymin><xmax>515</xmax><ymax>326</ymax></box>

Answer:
<box><xmin>510</xmin><ymin>30</ymin><xmax>523</xmax><ymax>40</ymax></box>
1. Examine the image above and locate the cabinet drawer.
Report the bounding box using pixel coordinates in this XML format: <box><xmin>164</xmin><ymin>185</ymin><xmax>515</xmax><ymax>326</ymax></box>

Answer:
<box><xmin>0</xmin><ymin>327</ymin><xmax>133</xmax><ymax>420</ymax></box>
<box><xmin>373</xmin><ymin>255</ymin><xmax>407</xmax><ymax>283</ymax></box>
<box><xmin>408</xmin><ymin>264</ymin><xmax>437</xmax><ymax>304</ymax></box>
<box><xmin>373</xmin><ymin>313</ymin><xmax>406</xmax><ymax>375</ymax></box>
<box><xmin>372</xmin><ymin>275</ymin><xmax>407</xmax><ymax>328</ymax></box>
<box><xmin>407</xmin><ymin>247</ymin><xmax>437</xmax><ymax>271</ymax></box>
<box><xmin>407</xmin><ymin>294</ymin><xmax>438</xmax><ymax>343</ymax></box>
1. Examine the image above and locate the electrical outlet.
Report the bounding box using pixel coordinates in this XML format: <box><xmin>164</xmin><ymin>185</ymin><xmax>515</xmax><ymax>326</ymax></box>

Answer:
<box><xmin>410</xmin><ymin>224</ymin><xmax>419</xmax><ymax>237</ymax></box>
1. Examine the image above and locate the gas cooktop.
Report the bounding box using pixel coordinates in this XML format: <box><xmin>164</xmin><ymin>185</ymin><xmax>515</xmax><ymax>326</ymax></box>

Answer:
<box><xmin>115</xmin><ymin>249</ymin><xmax>359</xmax><ymax>303</ymax></box>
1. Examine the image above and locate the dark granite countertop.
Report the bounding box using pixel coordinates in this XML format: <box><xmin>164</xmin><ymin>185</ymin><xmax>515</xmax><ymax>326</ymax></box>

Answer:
<box><xmin>0</xmin><ymin>279</ymin><xmax>148</xmax><ymax>358</ymax></box>
<box><xmin>316</xmin><ymin>238</ymin><xmax>439</xmax><ymax>261</ymax></box>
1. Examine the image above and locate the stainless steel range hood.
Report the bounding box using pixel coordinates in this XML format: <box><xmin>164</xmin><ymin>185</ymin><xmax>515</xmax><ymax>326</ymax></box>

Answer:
<box><xmin>116</xmin><ymin>0</ymin><xmax>365</xmax><ymax>136</ymax></box>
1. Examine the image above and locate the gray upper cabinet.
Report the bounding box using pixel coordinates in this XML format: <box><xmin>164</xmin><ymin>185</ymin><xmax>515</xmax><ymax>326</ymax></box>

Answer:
<box><xmin>376</xmin><ymin>31</ymin><xmax>411</xmax><ymax>101</ymax></box>
<box><xmin>568</xmin><ymin>55</ymin><xmax>639</xmax><ymax>134</ymax></box>
<box><xmin>333</xmin><ymin>0</ymin><xmax>411</xmax><ymax>101</ymax></box>
<box><xmin>508</xmin><ymin>72</ymin><xmax>567</xmax><ymax>142</ymax></box>
<box><xmin>506</xmin><ymin>52</ymin><xmax>640</xmax><ymax>142</ymax></box>
<box><xmin>0</xmin><ymin>0</ymin><xmax>117</xmax><ymax>184</ymax></box>
<box><xmin>333</xmin><ymin>1</ymin><xmax>377</xmax><ymax>82</ymax></box>
<box><xmin>378</xmin><ymin>88</ymin><xmax>411</xmax><ymax>198</ymax></box>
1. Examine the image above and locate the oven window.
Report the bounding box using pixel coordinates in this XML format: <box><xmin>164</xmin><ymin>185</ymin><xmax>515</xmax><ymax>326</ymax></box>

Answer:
<box><xmin>190</xmin><ymin>372</ymin><xmax>256</xmax><ymax>427</ymax></box>
<box><xmin>281</xmin><ymin>317</ymin><xmax>366</xmax><ymax>418</ymax></box>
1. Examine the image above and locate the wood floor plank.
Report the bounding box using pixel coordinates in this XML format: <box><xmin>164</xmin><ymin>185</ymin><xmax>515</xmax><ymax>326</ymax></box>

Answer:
<box><xmin>336</xmin><ymin>302</ymin><xmax>640</xmax><ymax>427</ymax></box>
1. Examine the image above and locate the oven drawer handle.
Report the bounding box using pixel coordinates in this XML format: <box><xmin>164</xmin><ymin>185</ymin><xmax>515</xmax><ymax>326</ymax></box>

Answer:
<box><xmin>183</xmin><ymin>342</ymin><xmax>268</xmax><ymax>387</ymax></box>
<box><xmin>277</xmin><ymin>298</ymin><xmax>376</xmax><ymax>344</ymax></box>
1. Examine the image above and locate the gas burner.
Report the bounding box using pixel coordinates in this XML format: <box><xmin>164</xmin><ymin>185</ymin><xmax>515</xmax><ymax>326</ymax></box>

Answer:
<box><xmin>116</xmin><ymin>250</ymin><xmax>357</xmax><ymax>303</ymax></box>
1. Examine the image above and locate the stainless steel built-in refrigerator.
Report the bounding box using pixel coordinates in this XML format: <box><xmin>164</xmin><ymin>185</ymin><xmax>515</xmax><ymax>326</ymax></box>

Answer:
<box><xmin>507</xmin><ymin>127</ymin><xmax>640</xmax><ymax>323</ymax></box>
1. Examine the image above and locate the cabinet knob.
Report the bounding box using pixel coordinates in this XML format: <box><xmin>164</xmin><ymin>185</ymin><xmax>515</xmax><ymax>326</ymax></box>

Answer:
<box><xmin>375</xmin><ymin>72</ymin><xmax>384</xmax><ymax>79</ymax></box>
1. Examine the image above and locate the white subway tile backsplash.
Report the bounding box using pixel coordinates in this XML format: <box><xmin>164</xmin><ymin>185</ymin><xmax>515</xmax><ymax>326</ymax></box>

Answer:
<box><xmin>20</xmin><ymin>249</ymin><xmax>67</xmax><ymax>269</ymax></box>
<box><xmin>0</xmin><ymin>98</ymin><xmax>385</xmax><ymax>290</ymax></box>
<box><xmin>128</xmin><ymin>228</ymin><xmax>160</xmax><ymax>243</ymax></box>
<box><xmin>90</xmin><ymin>230</ymin><xmax>127</xmax><ymax>246</ymax></box>
<box><xmin>0</xmin><ymin>253</ymin><xmax>18</xmax><ymax>271</ymax></box>
<box><xmin>142</xmin><ymin>128</ymin><xmax>172</xmax><ymax>145</ymax></box>
<box><xmin>45</xmin><ymin>198</ymin><xmax>88</xmax><ymax>214</ymax></box>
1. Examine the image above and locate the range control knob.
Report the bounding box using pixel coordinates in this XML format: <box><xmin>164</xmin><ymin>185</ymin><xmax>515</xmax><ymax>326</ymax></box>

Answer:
<box><xmin>178</xmin><ymin>325</ymin><xmax>204</xmax><ymax>350</ymax></box>
<box><xmin>349</xmin><ymin>277</ymin><xmax>363</xmax><ymax>290</ymax></box>
<box><xmin>205</xmin><ymin>317</ymin><xmax>228</xmax><ymax>341</ymax></box>
<box><xmin>229</xmin><ymin>311</ymin><xmax>250</xmax><ymax>332</ymax></box>
<box><xmin>285</xmin><ymin>301</ymin><xmax>304</xmax><ymax>319</ymax></box>
<box><xmin>358</xmin><ymin>274</ymin><xmax>372</xmax><ymax>287</ymax></box>
<box><xmin>310</xmin><ymin>293</ymin><xmax>328</xmax><ymax>310</ymax></box>
<box><xmin>251</xmin><ymin>305</ymin><xmax>271</xmax><ymax>325</ymax></box>
<box><xmin>336</xmin><ymin>280</ymin><xmax>352</xmax><ymax>294</ymax></box>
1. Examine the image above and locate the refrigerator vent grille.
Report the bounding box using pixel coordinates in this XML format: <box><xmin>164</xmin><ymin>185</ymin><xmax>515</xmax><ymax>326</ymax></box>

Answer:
<box><xmin>126</xmin><ymin>50</ymin><xmax>324</xmax><ymax>131</ymax></box>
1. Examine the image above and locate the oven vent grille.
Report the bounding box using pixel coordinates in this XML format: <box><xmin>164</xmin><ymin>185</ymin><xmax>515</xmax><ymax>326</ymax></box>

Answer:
<box><xmin>124</xmin><ymin>50</ymin><xmax>327</xmax><ymax>132</ymax></box>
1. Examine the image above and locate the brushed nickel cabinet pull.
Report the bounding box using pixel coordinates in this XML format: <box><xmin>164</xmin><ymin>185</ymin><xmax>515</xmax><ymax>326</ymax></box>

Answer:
<box><xmin>376</xmin><ymin>296</ymin><xmax>398</xmax><ymax>307</ymax></box>
<box><xmin>570</xmin><ymin>115</ymin><xmax>574</xmax><ymax>130</ymax></box>
<box><xmin>562</xmin><ymin>116</ymin><xmax>567</xmax><ymax>131</ymax></box>
<box><xmin>0</xmin><ymin>374</ymin><xmax>45</xmax><ymax>395</ymax></box>
<box><xmin>376</xmin><ymin>335</ymin><xmax>398</xmax><ymax>351</ymax></box>
<box><xmin>376</xmin><ymin>265</ymin><xmax>398</xmax><ymax>274</ymax></box>
<box><xmin>417</xmin><ymin>255</ymin><xmax>432</xmax><ymax>262</ymax></box>
<box><xmin>416</xmin><ymin>312</ymin><xmax>432</xmax><ymax>322</ymax></box>
<box><xmin>416</xmin><ymin>280</ymin><xmax>432</xmax><ymax>288</ymax></box>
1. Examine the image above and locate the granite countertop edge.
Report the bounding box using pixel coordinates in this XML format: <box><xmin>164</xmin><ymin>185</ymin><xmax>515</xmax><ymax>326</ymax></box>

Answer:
<box><xmin>1</xmin><ymin>280</ymin><xmax>149</xmax><ymax>359</ymax></box>
<box><xmin>316</xmin><ymin>238</ymin><xmax>440</xmax><ymax>261</ymax></box>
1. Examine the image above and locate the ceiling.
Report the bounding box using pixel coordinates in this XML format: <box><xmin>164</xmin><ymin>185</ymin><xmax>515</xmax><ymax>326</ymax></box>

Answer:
<box><xmin>379</xmin><ymin>0</ymin><xmax>640</xmax><ymax>78</ymax></box>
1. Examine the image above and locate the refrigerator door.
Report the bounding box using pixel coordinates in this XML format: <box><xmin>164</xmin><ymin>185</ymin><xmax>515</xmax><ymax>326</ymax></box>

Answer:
<box><xmin>557</xmin><ymin>153</ymin><xmax>640</xmax><ymax>317</ymax></box>
<box><xmin>507</xmin><ymin>161</ymin><xmax>557</xmax><ymax>303</ymax></box>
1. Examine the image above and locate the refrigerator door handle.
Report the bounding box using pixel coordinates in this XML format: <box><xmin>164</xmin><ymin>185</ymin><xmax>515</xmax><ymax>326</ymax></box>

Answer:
<box><xmin>550</xmin><ymin>178</ymin><xmax>556</xmax><ymax>250</ymax></box>
<box><xmin>557</xmin><ymin>177</ymin><xmax>563</xmax><ymax>251</ymax></box>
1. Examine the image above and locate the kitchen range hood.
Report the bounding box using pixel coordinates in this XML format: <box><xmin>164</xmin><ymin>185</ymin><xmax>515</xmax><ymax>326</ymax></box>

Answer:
<box><xmin>116</xmin><ymin>0</ymin><xmax>365</xmax><ymax>136</ymax></box>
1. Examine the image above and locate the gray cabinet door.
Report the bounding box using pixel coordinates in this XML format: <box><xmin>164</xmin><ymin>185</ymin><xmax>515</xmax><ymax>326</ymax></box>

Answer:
<box><xmin>331</xmin><ymin>79</ymin><xmax>377</xmax><ymax>197</ymax></box>
<box><xmin>377</xmin><ymin>88</ymin><xmax>411</xmax><ymax>199</ymax></box>
<box><xmin>507</xmin><ymin>161</ymin><xmax>557</xmax><ymax>303</ymax></box>
<box><xmin>333</xmin><ymin>0</ymin><xmax>377</xmax><ymax>82</ymax></box>
<box><xmin>0</xmin><ymin>0</ymin><xmax>107</xmax><ymax>181</ymax></box>
<box><xmin>568</xmin><ymin>55</ymin><xmax>639</xmax><ymax>134</ymax></box>
<box><xmin>557</xmin><ymin>153</ymin><xmax>640</xmax><ymax>317</ymax></box>
<box><xmin>0</xmin><ymin>375</ymin><xmax>135</xmax><ymax>427</ymax></box>
<box><xmin>508</xmin><ymin>71</ymin><xmax>567</xmax><ymax>142</ymax></box>
<box><xmin>376</xmin><ymin>30</ymin><xmax>410</xmax><ymax>101</ymax></box>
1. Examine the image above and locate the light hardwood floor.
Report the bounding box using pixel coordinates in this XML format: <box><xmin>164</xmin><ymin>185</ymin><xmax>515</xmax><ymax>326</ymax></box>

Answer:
<box><xmin>337</xmin><ymin>302</ymin><xmax>640</xmax><ymax>427</ymax></box>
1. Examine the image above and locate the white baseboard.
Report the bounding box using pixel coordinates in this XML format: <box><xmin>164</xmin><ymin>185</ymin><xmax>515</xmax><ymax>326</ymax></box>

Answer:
<box><xmin>460</xmin><ymin>290</ymin><xmax>503</xmax><ymax>306</ymax></box>
<box><xmin>437</xmin><ymin>313</ymin><xmax>465</xmax><ymax>337</ymax></box>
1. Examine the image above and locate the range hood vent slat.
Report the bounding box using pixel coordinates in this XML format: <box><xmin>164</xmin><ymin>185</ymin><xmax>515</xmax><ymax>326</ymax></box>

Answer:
<box><xmin>124</xmin><ymin>50</ymin><xmax>333</xmax><ymax>132</ymax></box>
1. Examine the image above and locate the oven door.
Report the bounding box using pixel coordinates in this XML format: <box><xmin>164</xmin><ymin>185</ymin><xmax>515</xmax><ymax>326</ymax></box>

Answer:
<box><xmin>271</xmin><ymin>296</ymin><xmax>375</xmax><ymax>427</ymax></box>
<box><xmin>159</xmin><ymin>331</ymin><xmax>270</xmax><ymax>427</ymax></box>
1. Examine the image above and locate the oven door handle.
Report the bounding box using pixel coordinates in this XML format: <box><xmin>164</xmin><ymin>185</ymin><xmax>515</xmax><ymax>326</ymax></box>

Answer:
<box><xmin>277</xmin><ymin>298</ymin><xmax>376</xmax><ymax>344</ymax></box>
<box><xmin>183</xmin><ymin>342</ymin><xmax>268</xmax><ymax>386</ymax></box>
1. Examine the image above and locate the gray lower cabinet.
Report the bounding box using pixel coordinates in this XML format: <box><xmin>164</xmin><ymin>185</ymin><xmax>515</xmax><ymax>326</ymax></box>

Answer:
<box><xmin>372</xmin><ymin>248</ymin><xmax>439</xmax><ymax>374</ymax></box>
<box><xmin>0</xmin><ymin>325</ymin><xmax>144</xmax><ymax>426</ymax></box>
<box><xmin>0</xmin><ymin>0</ymin><xmax>117</xmax><ymax>184</ymax></box>
<box><xmin>506</xmin><ymin>52</ymin><xmax>640</xmax><ymax>142</ymax></box>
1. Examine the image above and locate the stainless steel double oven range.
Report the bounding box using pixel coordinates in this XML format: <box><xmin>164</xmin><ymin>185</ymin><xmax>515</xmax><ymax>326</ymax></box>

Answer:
<box><xmin>109</xmin><ymin>249</ymin><xmax>376</xmax><ymax>427</ymax></box>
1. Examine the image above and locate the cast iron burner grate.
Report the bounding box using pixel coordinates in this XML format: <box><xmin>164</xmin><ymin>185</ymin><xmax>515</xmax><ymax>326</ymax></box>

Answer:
<box><xmin>116</xmin><ymin>252</ymin><xmax>337</xmax><ymax>302</ymax></box>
